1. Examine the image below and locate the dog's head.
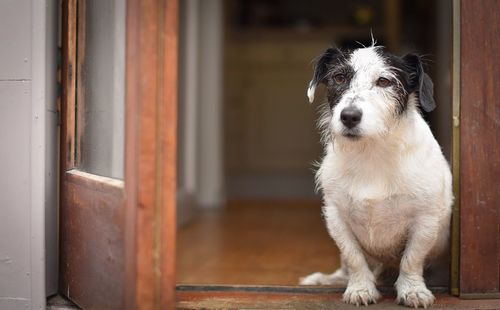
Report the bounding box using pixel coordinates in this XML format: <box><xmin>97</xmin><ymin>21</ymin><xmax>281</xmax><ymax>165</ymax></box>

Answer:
<box><xmin>308</xmin><ymin>46</ymin><xmax>435</xmax><ymax>141</ymax></box>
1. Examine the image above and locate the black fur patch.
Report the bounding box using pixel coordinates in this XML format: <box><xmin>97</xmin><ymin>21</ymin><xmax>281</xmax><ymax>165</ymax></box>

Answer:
<box><xmin>309</xmin><ymin>47</ymin><xmax>354</xmax><ymax>110</ymax></box>
<box><xmin>378</xmin><ymin>48</ymin><xmax>435</xmax><ymax>114</ymax></box>
<box><xmin>325</xmin><ymin>63</ymin><xmax>355</xmax><ymax>109</ymax></box>
<box><xmin>378</xmin><ymin>49</ymin><xmax>414</xmax><ymax>114</ymax></box>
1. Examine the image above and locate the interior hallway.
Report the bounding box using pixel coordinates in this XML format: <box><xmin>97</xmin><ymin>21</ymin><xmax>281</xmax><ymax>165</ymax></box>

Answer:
<box><xmin>177</xmin><ymin>201</ymin><xmax>340</xmax><ymax>285</ymax></box>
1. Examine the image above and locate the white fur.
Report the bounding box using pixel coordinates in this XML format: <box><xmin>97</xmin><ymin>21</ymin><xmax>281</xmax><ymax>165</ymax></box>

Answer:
<box><xmin>307</xmin><ymin>83</ymin><xmax>316</xmax><ymax>103</ymax></box>
<box><xmin>301</xmin><ymin>47</ymin><xmax>453</xmax><ymax>308</ymax></box>
<box><xmin>332</xmin><ymin>47</ymin><xmax>405</xmax><ymax>139</ymax></box>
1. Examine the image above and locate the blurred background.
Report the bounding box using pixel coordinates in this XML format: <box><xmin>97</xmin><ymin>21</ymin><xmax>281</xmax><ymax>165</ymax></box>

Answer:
<box><xmin>176</xmin><ymin>0</ymin><xmax>452</xmax><ymax>286</ymax></box>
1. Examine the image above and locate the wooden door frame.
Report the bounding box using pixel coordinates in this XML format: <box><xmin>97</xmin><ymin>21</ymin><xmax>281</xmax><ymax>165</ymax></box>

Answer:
<box><xmin>60</xmin><ymin>0</ymin><xmax>178</xmax><ymax>308</ymax></box>
<box><xmin>124</xmin><ymin>0</ymin><xmax>178</xmax><ymax>308</ymax></box>
<box><xmin>458</xmin><ymin>0</ymin><xmax>500</xmax><ymax>299</ymax></box>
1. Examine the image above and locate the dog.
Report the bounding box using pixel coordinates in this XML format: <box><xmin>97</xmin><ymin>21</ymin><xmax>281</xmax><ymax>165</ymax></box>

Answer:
<box><xmin>300</xmin><ymin>44</ymin><xmax>453</xmax><ymax>308</ymax></box>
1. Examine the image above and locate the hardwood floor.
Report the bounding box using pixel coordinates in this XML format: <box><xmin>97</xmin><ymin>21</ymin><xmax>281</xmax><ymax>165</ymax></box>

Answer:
<box><xmin>175</xmin><ymin>201</ymin><xmax>499</xmax><ymax>309</ymax></box>
<box><xmin>177</xmin><ymin>289</ymin><xmax>500</xmax><ymax>310</ymax></box>
<box><xmin>177</xmin><ymin>200</ymin><xmax>340</xmax><ymax>285</ymax></box>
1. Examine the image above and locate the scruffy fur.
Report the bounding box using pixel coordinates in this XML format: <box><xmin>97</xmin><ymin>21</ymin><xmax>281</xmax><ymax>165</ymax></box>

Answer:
<box><xmin>300</xmin><ymin>45</ymin><xmax>452</xmax><ymax>308</ymax></box>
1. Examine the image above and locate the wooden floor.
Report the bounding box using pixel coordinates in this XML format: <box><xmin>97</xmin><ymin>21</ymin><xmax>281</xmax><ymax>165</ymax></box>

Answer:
<box><xmin>177</xmin><ymin>200</ymin><xmax>340</xmax><ymax>285</ymax></box>
<box><xmin>177</xmin><ymin>289</ymin><xmax>500</xmax><ymax>310</ymax></box>
<box><xmin>176</xmin><ymin>201</ymin><xmax>500</xmax><ymax>309</ymax></box>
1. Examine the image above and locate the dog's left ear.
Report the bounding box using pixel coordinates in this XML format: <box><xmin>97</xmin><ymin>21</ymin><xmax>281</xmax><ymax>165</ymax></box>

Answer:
<box><xmin>402</xmin><ymin>54</ymin><xmax>436</xmax><ymax>112</ymax></box>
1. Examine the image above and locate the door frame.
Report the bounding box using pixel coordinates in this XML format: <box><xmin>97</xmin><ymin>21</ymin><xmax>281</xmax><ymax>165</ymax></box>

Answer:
<box><xmin>457</xmin><ymin>0</ymin><xmax>500</xmax><ymax>299</ymax></box>
<box><xmin>124</xmin><ymin>0</ymin><xmax>178</xmax><ymax>307</ymax></box>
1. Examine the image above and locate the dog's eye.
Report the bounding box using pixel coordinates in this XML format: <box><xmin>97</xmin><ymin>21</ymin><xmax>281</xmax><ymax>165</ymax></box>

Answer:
<box><xmin>333</xmin><ymin>74</ymin><xmax>347</xmax><ymax>85</ymax></box>
<box><xmin>377</xmin><ymin>77</ymin><xmax>392</xmax><ymax>87</ymax></box>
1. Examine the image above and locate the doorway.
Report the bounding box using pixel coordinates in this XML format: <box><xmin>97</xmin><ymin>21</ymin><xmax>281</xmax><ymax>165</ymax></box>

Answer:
<box><xmin>176</xmin><ymin>0</ymin><xmax>453</xmax><ymax>287</ymax></box>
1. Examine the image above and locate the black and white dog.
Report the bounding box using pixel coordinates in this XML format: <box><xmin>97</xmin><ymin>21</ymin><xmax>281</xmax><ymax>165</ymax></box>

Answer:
<box><xmin>300</xmin><ymin>44</ymin><xmax>452</xmax><ymax>308</ymax></box>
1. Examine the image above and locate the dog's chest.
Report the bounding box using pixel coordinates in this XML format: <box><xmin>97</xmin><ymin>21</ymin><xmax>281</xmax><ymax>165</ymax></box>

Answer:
<box><xmin>342</xmin><ymin>196</ymin><xmax>410</xmax><ymax>258</ymax></box>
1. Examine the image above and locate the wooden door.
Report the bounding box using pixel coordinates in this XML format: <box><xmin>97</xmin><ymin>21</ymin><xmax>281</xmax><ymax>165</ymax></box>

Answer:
<box><xmin>459</xmin><ymin>0</ymin><xmax>500</xmax><ymax>298</ymax></box>
<box><xmin>59</xmin><ymin>0</ymin><xmax>178</xmax><ymax>308</ymax></box>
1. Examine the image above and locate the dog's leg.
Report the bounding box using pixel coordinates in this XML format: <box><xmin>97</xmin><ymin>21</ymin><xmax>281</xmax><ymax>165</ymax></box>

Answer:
<box><xmin>324</xmin><ymin>206</ymin><xmax>381</xmax><ymax>306</ymax></box>
<box><xmin>395</xmin><ymin>216</ymin><xmax>440</xmax><ymax>308</ymax></box>
<box><xmin>299</xmin><ymin>260</ymin><xmax>348</xmax><ymax>285</ymax></box>
<box><xmin>369</xmin><ymin>260</ymin><xmax>384</xmax><ymax>285</ymax></box>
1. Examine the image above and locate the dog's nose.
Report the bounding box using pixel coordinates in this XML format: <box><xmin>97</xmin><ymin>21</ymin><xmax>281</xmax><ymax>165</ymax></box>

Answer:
<box><xmin>340</xmin><ymin>108</ymin><xmax>362</xmax><ymax>128</ymax></box>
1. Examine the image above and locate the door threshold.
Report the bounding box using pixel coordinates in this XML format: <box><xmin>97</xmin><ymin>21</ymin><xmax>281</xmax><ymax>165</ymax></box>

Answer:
<box><xmin>177</xmin><ymin>285</ymin><xmax>500</xmax><ymax>310</ymax></box>
<box><xmin>177</xmin><ymin>284</ymin><xmax>449</xmax><ymax>294</ymax></box>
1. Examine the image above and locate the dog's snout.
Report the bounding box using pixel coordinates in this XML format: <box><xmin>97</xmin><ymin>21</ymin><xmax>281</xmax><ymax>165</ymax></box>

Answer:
<box><xmin>340</xmin><ymin>108</ymin><xmax>362</xmax><ymax>129</ymax></box>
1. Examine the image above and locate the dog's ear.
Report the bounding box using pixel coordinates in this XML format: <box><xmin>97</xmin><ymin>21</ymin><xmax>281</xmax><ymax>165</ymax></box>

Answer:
<box><xmin>402</xmin><ymin>53</ymin><xmax>436</xmax><ymax>112</ymax></box>
<box><xmin>307</xmin><ymin>47</ymin><xmax>342</xmax><ymax>103</ymax></box>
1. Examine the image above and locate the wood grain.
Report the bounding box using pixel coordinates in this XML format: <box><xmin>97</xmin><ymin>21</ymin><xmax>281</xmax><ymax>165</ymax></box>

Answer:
<box><xmin>124</xmin><ymin>0</ymin><xmax>178</xmax><ymax>308</ymax></box>
<box><xmin>177</xmin><ymin>201</ymin><xmax>340</xmax><ymax>285</ymax></box>
<box><xmin>123</xmin><ymin>0</ymin><xmax>139</xmax><ymax>307</ymax></box>
<box><xmin>177</xmin><ymin>288</ymin><xmax>500</xmax><ymax>309</ymax></box>
<box><xmin>74</xmin><ymin>0</ymin><xmax>87</xmax><ymax>167</ymax></box>
<box><xmin>178</xmin><ymin>200</ymin><xmax>450</xmax><ymax>287</ymax></box>
<box><xmin>459</xmin><ymin>0</ymin><xmax>500</xmax><ymax>296</ymax></box>
<box><xmin>134</xmin><ymin>0</ymin><xmax>158</xmax><ymax>306</ymax></box>
<box><xmin>60</xmin><ymin>170</ymin><xmax>125</xmax><ymax>310</ymax></box>
<box><xmin>159</xmin><ymin>0</ymin><xmax>178</xmax><ymax>307</ymax></box>
<box><xmin>61</xmin><ymin>0</ymin><xmax>77</xmax><ymax>170</ymax></box>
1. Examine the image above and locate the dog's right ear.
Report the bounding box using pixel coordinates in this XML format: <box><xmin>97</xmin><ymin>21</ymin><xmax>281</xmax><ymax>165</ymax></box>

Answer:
<box><xmin>307</xmin><ymin>48</ymin><xmax>342</xmax><ymax>103</ymax></box>
<box><xmin>401</xmin><ymin>53</ymin><xmax>436</xmax><ymax>112</ymax></box>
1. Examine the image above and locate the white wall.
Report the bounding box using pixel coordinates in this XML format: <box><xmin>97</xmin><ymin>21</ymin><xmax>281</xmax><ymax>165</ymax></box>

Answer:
<box><xmin>178</xmin><ymin>0</ymin><xmax>199</xmax><ymax>225</ymax></box>
<box><xmin>178</xmin><ymin>0</ymin><xmax>224</xmax><ymax>217</ymax></box>
<box><xmin>196</xmin><ymin>0</ymin><xmax>224</xmax><ymax>208</ymax></box>
<box><xmin>0</xmin><ymin>0</ymin><xmax>58</xmax><ymax>308</ymax></box>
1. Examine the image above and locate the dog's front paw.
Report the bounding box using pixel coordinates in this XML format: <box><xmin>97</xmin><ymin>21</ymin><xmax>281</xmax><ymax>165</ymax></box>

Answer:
<box><xmin>396</xmin><ymin>276</ymin><xmax>435</xmax><ymax>308</ymax></box>
<box><xmin>343</xmin><ymin>280</ymin><xmax>380</xmax><ymax>306</ymax></box>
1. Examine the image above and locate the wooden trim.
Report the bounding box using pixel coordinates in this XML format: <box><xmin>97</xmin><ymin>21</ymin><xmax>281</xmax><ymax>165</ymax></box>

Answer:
<box><xmin>459</xmin><ymin>0</ymin><xmax>500</xmax><ymax>296</ymax></box>
<box><xmin>123</xmin><ymin>0</ymin><xmax>139</xmax><ymax>307</ymax></box>
<box><xmin>75</xmin><ymin>0</ymin><xmax>86</xmax><ymax>166</ymax></box>
<box><xmin>450</xmin><ymin>0</ymin><xmax>461</xmax><ymax>297</ymax></box>
<box><xmin>129</xmin><ymin>0</ymin><xmax>160</xmax><ymax>307</ymax></box>
<box><xmin>159</xmin><ymin>0</ymin><xmax>178</xmax><ymax>307</ymax></box>
<box><xmin>124</xmin><ymin>0</ymin><xmax>178</xmax><ymax>308</ymax></box>
<box><xmin>460</xmin><ymin>293</ymin><xmax>500</xmax><ymax>300</ymax></box>
<box><xmin>61</xmin><ymin>0</ymin><xmax>77</xmax><ymax>171</ymax></box>
<box><xmin>176</xmin><ymin>285</ymin><xmax>449</xmax><ymax>295</ymax></box>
